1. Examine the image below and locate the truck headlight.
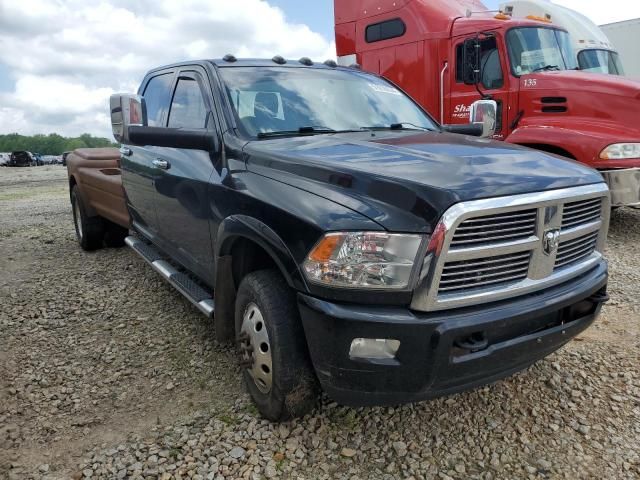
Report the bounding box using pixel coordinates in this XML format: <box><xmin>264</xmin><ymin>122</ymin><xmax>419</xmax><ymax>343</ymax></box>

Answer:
<box><xmin>600</xmin><ymin>143</ymin><xmax>640</xmax><ymax>160</ymax></box>
<box><xmin>303</xmin><ymin>232</ymin><xmax>423</xmax><ymax>289</ymax></box>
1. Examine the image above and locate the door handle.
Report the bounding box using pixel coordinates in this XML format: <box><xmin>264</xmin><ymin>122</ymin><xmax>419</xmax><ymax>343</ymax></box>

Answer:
<box><xmin>119</xmin><ymin>147</ymin><xmax>132</xmax><ymax>156</ymax></box>
<box><xmin>152</xmin><ymin>159</ymin><xmax>170</xmax><ymax>170</ymax></box>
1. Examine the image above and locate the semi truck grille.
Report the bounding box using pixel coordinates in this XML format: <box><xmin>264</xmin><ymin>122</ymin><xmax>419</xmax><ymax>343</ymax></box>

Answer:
<box><xmin>554</xmin><ymin>231</ymin><xmax>599</xmax><ymax>270</ymax></box>
<box><xmin>410</xmin><ymin>184</ymin><xmax>610</xmax><ymax>312</ymax></box>
<box><xmin>561</xmin><ymin>198</ymin><xmax>602</xmax><ymax>230</ymax></box>
<box><xmin>450</xmin><ymin>209</ymin><xmax>537</xmax><ymax>247</ymax></box>
<box><xmin>438</xmin><ymin>252</ymin><xmax>530</xmax><ymax>294</ymax></box>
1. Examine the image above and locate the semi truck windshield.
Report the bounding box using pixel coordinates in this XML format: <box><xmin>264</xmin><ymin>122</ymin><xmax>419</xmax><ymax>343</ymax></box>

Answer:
<box><xmin>506</xmin><ymin>27</ymin><xmax>577</xmax><ymax>76</ymax></box>
<box><xmin>578</xmin><ymin>49</ymin><xmax>625</xmax><ymax>75</ymax></box>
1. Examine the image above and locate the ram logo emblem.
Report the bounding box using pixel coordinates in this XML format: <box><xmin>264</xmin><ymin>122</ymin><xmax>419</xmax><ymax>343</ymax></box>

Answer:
<box><xmin>543</xmin><ymin>228</ymin><xmax>561</xmax><ymax>255</ymax></box>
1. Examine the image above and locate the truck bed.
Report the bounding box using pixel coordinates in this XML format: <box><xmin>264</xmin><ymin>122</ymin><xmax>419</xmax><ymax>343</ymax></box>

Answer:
<box><xmin>66</xmin><ymin>148</ymin><xmax>130</xmax><ymax>228</ymax></box>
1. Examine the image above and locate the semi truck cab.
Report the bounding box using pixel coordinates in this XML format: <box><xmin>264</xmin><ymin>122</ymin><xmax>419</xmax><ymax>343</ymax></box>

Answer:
<box><xmin>335</xmin><ymin>0</ymin><xmax>640</xmax><ymax>207</ymax></box>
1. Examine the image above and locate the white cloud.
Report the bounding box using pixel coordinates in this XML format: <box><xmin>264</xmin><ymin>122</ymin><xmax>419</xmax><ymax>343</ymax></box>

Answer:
<box><xmin>0</xmin><ymin>0</ymin><xmax>336</xmax><ymax>138</ymax></box>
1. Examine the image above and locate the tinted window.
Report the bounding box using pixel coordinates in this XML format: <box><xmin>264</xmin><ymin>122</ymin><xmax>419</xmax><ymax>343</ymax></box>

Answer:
<box><xmin>143</xmin><ymin>73</ymin><xmax>174</xmax><ymax>127</ymax></box>
<box><xmin>456</xmin><ymin>37</ymin><xmax>504</xmax><ymax>89</ymax></box>
<box><xmin>366</xmin><ymin>18</ymin><xmax>406</xmax><ymax>43</ymax></box>
<box><xmin>168</xmin><ymin>77</ymin><xmax>208</xmax><ymax>129</ymax></box>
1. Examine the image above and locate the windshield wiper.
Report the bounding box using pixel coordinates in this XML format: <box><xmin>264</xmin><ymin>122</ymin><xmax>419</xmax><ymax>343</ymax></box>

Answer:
<box><xmin>257</xmin><ymin>126</ymin><xmax>365</xmax><ymax>138</ymax></box>
<box><xmin>533</xmin><ymin>64</ymin><xmax>560</xmax><ymax>72</ymax></box>
<box><xmin>360</xmin><ymin>123</ymin><xmax>435</xmax><ymax>132</ymax></box>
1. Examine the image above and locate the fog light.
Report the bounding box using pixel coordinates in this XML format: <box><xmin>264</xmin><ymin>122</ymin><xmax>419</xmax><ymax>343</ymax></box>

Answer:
<box><xmin>349</xmin><ymin>338</ymin><xmax>401</xmax><ymax>360</ymax></box>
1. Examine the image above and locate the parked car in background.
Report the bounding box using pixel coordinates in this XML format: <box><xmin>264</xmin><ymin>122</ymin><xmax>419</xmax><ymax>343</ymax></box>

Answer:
<box><xmin>0</xmin><ymin>152</ymin><xmax>10</xmax><ymax>166</ymax></box>
<box><xmin>61</xmin><ymin>151</ymin><xmax>71</xmax><ymax>166</ymax></box>
<box><xmin>33</xmin><ymin>153</ymin><xmax>45</xmax><ymax>166</ymax></box>
<box><xmin>9</xmin><ymin>151</ymin><xmax>37</xmax><ymax>167</ymax></box>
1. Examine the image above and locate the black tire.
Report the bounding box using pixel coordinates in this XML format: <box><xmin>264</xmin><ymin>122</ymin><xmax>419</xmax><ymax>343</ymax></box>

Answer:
<box><xmin>71</xmin><ymin>185</ymin><xmax>104</xmax><ymax>251</ymax></box>
<box><xmin>235</xmin><ymin>270</ymin><xmax>319</xmax><ymax>421</ymax></box>
<box><xmin>104</xmin><ymin>222</ymin><xmax>129</xmax><ymax>248</ymax></box>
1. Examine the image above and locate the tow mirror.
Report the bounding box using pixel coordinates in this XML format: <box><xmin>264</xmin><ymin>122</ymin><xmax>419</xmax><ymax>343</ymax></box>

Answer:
<box><xmin>469</xmin><ymin>99</ymin><xmax>498</xmax><ymax>138</ymax></box>
<box><xmin>110</xmin><ymin>94</ymin><xmax>146</xmax><ymax>144</ymax></box>
<box><xmin>462</xmin><ymin>37</ymin><xmax>481</xmax><ymax>85</ymax></box>
<box><xmin>110</xmin><ymin>93</ymin><xmax>217</xmax><ymax>151</ymax></box>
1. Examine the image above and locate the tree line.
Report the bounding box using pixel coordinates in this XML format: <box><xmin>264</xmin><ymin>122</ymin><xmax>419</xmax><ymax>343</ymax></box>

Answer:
<box><xmin>0</xmin><ymin>133</ymin><xmax>116</xmax><ymax>155</ymax></box>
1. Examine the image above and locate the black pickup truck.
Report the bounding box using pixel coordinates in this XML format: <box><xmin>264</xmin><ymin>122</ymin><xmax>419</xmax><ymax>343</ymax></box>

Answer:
<box><xmin>69</xmin><ymin>57</ymin><xmax>610</xmax><ymax>421</ymax></box>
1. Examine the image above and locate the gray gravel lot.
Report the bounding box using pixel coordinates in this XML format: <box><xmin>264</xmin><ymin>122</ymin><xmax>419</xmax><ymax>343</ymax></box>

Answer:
<box><xmin>0</xmin><ymin>166</ymin><xmax>638</xmax><ymax>480</ymax></box>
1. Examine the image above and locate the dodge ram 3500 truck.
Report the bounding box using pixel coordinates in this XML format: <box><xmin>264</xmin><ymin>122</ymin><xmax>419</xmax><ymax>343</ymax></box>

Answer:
<box><xmin>69</xmin><ymin>57</ymin><xmax>610</xmax><ymax>421</ymax></box>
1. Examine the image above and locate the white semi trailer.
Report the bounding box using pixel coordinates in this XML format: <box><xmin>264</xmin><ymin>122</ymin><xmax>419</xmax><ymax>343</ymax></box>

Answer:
<box><xmin>500</xmin><ymin>0</ymin><xmax>625</xmax><ymax>75</ymax></box>
<box><xmin>601</xmin><ymin>19</ymin><xmax>640</xmax><ymax>78</ymax></box>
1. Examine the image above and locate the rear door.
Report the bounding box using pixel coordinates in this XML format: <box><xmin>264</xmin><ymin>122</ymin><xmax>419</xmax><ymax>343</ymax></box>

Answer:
<box><xmin>121</xmin><ymin>70</ymin><xmax>176</xmax><ymax>239</ymax></box>
<box><xmin>153</xmin><ymin>68</ymin><xmax>219</xmax><ymax>283</ymax></box>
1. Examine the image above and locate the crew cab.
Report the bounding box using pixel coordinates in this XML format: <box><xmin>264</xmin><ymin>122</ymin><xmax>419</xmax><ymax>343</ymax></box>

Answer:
<box><xmin>68</xmin><ymin>57</ymin><xmax>610</xmax><ymax>420</ymax></box>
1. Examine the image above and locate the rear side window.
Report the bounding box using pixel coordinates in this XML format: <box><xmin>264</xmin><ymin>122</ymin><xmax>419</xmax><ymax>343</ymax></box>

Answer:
<box><xmin>168</xmin><ymin>77</ymin><xmax>209</xmax><ymax>129</ymax></box>
<box><xmin>365</xmin><ymin>18</ymin><xmax>406</xmax><ymax>43</ymax></box>
<box><xmin>143</xmin><ymin>73</ymin><xmax>174</xmax><ymax>127</ymax></box>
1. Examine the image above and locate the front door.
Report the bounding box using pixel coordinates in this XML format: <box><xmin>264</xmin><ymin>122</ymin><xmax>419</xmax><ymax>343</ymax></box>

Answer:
<box><xmin>153</xmin><ymin>69</ymin><xmax>220</xmax><ymax>284</ymax></box>
<box><xmin>448</xmin><ymin>35</ymin><xmax>511</xmax><ymax>140</ymax></box>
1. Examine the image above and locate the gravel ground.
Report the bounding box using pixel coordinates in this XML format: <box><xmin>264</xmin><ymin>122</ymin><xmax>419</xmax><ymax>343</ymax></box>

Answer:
<box><xmin>0</xmin><ymin>166</ymin><xmax>638</xmax><ymax>480</ymax></box>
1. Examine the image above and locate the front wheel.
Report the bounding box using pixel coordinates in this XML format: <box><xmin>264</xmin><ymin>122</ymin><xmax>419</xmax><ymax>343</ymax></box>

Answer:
<box><xmin>235</xmin><ymin>270</ymin><xmax>319</xmax><ymax>421</ymax></box>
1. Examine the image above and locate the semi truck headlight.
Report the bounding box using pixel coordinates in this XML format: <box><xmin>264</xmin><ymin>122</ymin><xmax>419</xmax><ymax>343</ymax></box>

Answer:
<box><xmin>303</xmin><ymin>232</ymin><xmax>423</xmax><ymax>289</ymax></box>
<box><xmin>600</xmin><ymin>143</ymin><xmax>640</xmax><ymax>160</ymax></box>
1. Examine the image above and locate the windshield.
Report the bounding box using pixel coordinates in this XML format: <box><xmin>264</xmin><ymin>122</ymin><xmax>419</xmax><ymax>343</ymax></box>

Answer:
<box><xmin>217</xmin><ymin>67</ymin><xmax>438</xmax><ymax>137</ymax></box>
<box><xmin>507</xmin><ymin>27</ymin><xmax>577</xmax><ymax>76</ymax></box>
<box><xmin>578</xmin><ymin>49</ymin><xmax>625</xmax><ymax>75</ymax></box>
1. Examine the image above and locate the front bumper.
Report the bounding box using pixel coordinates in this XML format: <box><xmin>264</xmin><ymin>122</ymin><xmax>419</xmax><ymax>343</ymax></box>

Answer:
<box><xmin>298</xmin><ymin>261</ymin><xmax>608</xmax><ymax>407</ymax></box>
<box><xmin>600</xmin><ymin>168</ymin><xmax>640</xmax><ymax>207</ymax></box>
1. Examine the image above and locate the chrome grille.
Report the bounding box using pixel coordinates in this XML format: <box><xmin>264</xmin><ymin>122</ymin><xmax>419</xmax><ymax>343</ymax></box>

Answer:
<box><xmin>555</xmin><ymin>231</ymin><xmax>599</xmax><ymax>269</ymax></box>
<box><xmin>410</xmin><ymin>184</ymin><xmax>610</xmax><ymax>312</ymax></box>
<box><xmin>439</xmin><ymin>252</ymin><xmax>530</xmax><ymax>294</ymax></box>
<box><xmin>561</xmin><ymin>198</ymin><xmax>602</xmax><ymax>230</ymax></box>
<box><xmin>450</xmin><ymin>209</ymin><xmax>537</xmax><ymax>247</ymax></box>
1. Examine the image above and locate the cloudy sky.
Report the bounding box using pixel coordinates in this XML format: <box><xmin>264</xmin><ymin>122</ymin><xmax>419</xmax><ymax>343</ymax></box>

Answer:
<box><xmin>0</xmin><ymin>0</ymin><xmax>638</xmax><ymax>139</ymax></box>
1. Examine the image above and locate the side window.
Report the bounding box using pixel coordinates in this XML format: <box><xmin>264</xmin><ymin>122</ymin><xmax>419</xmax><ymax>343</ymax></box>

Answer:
<box><xmin>365</xmin><ymin>18</ymin><xmax>406</xmax><ymax>43</ymax></box>
<box><xmin>455</xmin><ymin>37</ymin><xmax>504</xmax><ymax>90</ymax></box>
<box><xmin>143</xmin><ymin>73</ymin><xmax>174</xmax><ymax>127</ymax></box>
<box><xmin>168</xmin><ymin>77</ymin><xmax>209</xmax><ymax>129</ymax></box>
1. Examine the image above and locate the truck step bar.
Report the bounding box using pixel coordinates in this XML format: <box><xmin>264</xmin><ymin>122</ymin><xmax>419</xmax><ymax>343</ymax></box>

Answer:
<box><xmin>125</xmin><ymin>236</ymin><xmax>215</xmax><ymax>318</ymax></box>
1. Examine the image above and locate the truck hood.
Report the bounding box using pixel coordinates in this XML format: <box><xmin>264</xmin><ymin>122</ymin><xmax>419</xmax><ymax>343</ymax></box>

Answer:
<box><xmin>528</xmin><ymin>70</ymin><xmax>640</xmax><ymax>99</ymax></box>
<box><xmin>243</xmin><ymin>131</ymin><xmax>604</xmax><ymax>233</ymax></box>
<box><xmin>519</xmin><ymin>71</ymin><xmax>640</xmax><ymax>139</ymax></box>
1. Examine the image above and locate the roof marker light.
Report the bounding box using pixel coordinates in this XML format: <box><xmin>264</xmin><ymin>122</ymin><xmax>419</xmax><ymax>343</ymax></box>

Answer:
<box><xmin>272</xmin><ymin>55</ymin><xmax>287</xmax><ymax>65</ymax></box>
<box><xmin>324</xmin><ymin>59</ymin><xmax>338</xmax><ymax>68</ymax></box>
<box><xmin>223</xmin><ymin>54</ymin><xmax>237</xmax><ymax>62</ymax></box>
<box><xmin>299</xmin><ymin>57</ymin><xmax>313</xmax><ymax>66</ymax></box>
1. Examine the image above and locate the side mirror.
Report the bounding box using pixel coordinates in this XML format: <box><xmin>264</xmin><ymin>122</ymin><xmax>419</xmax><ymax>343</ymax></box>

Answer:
<box><xmin>110</xmin><ymin>93</ymin><xmax>217</xmax><ymax>151</ymax></box>
<box><xmin>128</xmin><ymin>126</ymin><xmax>217</xmax><ymax>151</ymax></box>
<box><xmin>110</xmin><ymin>94</ymin><xmax>146</xmax><ymax>144</ymax></box>
<box><xmin>469</xmin><ymin>99</ymin><xmax>497</xmax><ymax>138</ymax></box>
<box><xmin>462</xmin><ymin>38</ymin><xmax>481</xmax><ymax>85</ymax></box>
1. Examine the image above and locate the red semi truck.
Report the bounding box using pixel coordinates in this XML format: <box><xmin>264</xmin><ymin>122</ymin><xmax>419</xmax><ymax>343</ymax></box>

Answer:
<box><xmin>334</xmin><ymin>0</ymin><xmax>640</xmax><ymax>207</ymax></box>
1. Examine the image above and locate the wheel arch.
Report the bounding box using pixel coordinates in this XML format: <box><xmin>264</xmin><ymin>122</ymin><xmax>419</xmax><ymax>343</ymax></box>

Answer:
<box><xmin>213</xmin><ymin>215</ymin><xmax>308</xmax><ymax>343</ymax></box>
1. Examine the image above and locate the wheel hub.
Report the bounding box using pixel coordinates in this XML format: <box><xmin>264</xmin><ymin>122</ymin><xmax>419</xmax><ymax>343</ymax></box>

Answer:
<box><xmin>239</xmin><ymin>303</ymin><xmax>273</xmax><ymax>394</ymax></box>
